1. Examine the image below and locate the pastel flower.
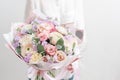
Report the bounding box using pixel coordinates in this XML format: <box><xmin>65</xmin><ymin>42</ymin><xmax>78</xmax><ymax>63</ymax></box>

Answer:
<box><xmin>49</xmin><ymin>32</ymin><xmax>64</xmax><ymax>45</ymax></box>
<box><xmin>19</xmin><ymin>34</ymin><xmax>33</xmax><ymax>46</ymax></box>
<box><xmin>37</xmin><ymin>31</ymin><xmax>49</xmax><ymax>41</ymax></box>
<box><xmin>14</xmin><ymin>36</ymin><xmax>21</xmax><ymax>41</ymax></box>
<box><xmin>45</xmin><ymin>44</ymin><xmax>57</xmax><ymax>56</ymax></box>
<box><xmin>41</xmin><ymin>41</ymin><xmax>48</xmax><ymax>46</ymax></box>
<box><xmin>53</xmin><ymin>50</ymin><xmax>66</xmax><ymax>62</ymax></box>
<box><xmin>21</xmin><ymin>29</ymin><xmax>27</xmax><ymax>35</ymax></box>
<box><xmin>29</xmin><ymin>52</ymin><xmax>42</xmax><ymax>64</ymax></box>
<box><xmin>24</xmin><ymin>54</ymin><xmax>32</xmax><ymax>63</ymax></box>
<box><xmin>32</xmin><ymin>25</ymin><xmax>37</xmax><ymax>32</ymax></box>
<box><xmin>21</xmin><ymin>43</ymin><xmax>33</xmax><ymax>57</ymax></box>
<box><xmin>42</xmin><ymin>56</ymin><xmax>48</xmax><ymax>62</ymax></box>
<box><xmin>12</xmin><ymin>41</ymin><xmax>19</xmax><ymax>48</ymax></box>
<box><xmin>32</xmin><ymin>45</ymin><xmax>37</xmax><ymax>51</ymax></box>
<box><xmin>37</xmin><ymin>25</ymin><xmax>46</xmax><ymax>34</ymax></box>
<box><xmin>37</xmin><ymin>22</ymin><xmax>56</xmax><ymax>33</ymax></box>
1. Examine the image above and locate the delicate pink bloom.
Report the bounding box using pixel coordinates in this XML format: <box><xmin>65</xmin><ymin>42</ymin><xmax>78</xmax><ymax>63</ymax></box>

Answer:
<box><xmin>41</xmin><ymin>22</ymin><xmax>56</xmax><ymax>32</ymax></box>
<box><xmin>45</xmin><ymin>44</ymin><xmax>57</xmax><ymax>56</ymax></box>
<box><xmin>38</xmin><ymin>31</ymin><xmax>49</xmax><ymax>41</ymax></box>
<box><xmin>37</xmin><ymin>26</ymin><xmax>46</xmax><ymax>34</ymax></box>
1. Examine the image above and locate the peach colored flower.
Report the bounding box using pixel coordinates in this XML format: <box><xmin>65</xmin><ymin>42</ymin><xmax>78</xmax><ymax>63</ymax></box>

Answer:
<box><xmin>54</xmin><ymin>50</ymin><xmax>66</xmax><ymax>62</ymax></box>
<box><xmin>37</xmin><ymin>22</ymin><xmax>56</xmax><ymax>33</ymax></box>
<box><xmin>45</xmin><ymin>44</ymin><xmax>57</xmax><ymax>56</ymax></box>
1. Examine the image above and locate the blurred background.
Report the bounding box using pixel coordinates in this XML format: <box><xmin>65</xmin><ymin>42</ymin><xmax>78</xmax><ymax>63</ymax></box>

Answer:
<box><xmin>0</xmin><ymin>0</ymin><xmax>120</xmax><ymax>80</ymax></box>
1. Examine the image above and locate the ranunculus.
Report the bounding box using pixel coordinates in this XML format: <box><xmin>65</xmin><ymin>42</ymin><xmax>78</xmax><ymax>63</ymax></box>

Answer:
<box><xmin>53</xmin><ymin>50</ymin><xmax>66</xmax><ymax>62</ymax></box>
<box><xmin>56</xmin><ymin>26</ymin><xmax>68</xmax><ymax>35</ymax></box>
<box><xmin>37</xmin><ymin>31</ymin><xmax>49</xmax><ymax>41</ymax></box>
<box><xmin>29</xmin><ymin>52</ymin><xmax>42</xmax><ymax>64</ymax></box>
<box><xmin>45</xmin><ymin>44</ymin><xmax>57</xmax><ymax>56</ymax></box>
<box><xmin>49</xmin><ymin>32</ymin><xmax>64</xmax><ymax>45</ymax></box>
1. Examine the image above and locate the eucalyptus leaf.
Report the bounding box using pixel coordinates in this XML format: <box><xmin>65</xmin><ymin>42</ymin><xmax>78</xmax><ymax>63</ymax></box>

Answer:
<box><xmin>72</xmin><ymin>42</ymin><xmax>76</xmax><ymax>50</ymax></box>
<box><xmin>16</xmin><ymin>46</ymin><xmax>21</xmax><ymax>54</ymax></box>
<box><xmin>56</xmin><ymin>38</ymin><xmax>64</xmax><ymax>45</ymax></box>
<box><xmin>37</xmin><ymin>44</ymin><xmax>45</xmax><ymax>56</ymax></box>
<box><xmin>33</xmin><ymin>37</ymin><xmax>40</xmax><ymax>43</ymax></box>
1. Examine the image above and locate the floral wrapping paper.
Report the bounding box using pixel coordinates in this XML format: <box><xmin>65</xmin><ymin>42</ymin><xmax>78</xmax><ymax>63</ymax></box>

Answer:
<box><xmin>3</xmin><ymin>10</ymin><xmax>82</xmax><ymax>80</ymax></box>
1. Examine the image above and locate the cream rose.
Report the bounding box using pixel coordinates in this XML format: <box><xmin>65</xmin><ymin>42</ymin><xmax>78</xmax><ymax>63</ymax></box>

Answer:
<box><xmin>49</xmin><ymin>32</ymin><xmax>64</xmax><ymax>45</ymax></box>
<box><xmin>20</xmin><ymin>34</ymin><xmax>34</xmax><ymax>46</ymax></box>
<box><xmin>29</xmin><ymin>52</ymin><xmax>42</xmax><ymax>64</ymax></box>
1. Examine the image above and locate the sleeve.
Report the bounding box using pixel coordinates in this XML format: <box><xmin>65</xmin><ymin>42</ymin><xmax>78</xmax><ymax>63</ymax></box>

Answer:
<box><xmin>60</xmin><ymin>0</ymin><xmax>75</xmax><ymax>24</ymax></box>
<box><xmin>74</xmin><ymin>0</ymin><xmax>85</xmax><ymax>30</ymax></box>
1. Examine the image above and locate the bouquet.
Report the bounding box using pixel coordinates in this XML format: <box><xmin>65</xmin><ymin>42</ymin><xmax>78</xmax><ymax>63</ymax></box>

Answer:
<box><xmin>3</xmin><ymin>12</ymin><xmax>81</xmax><ymax>80</ymax></box>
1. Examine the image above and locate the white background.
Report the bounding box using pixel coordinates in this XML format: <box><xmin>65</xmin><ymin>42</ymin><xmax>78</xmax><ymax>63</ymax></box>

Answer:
<box><xmin>0</xmin><ymin>0</ymin><xmax>120</xmax><ymax>80</ymax></box>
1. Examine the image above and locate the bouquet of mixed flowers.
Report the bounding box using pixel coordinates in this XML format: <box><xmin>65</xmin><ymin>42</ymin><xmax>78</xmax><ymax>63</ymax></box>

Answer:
<box><xmin>3</xmin><ymin>12</ymin><xmax>81</xmax><ymax>80</ymax></box>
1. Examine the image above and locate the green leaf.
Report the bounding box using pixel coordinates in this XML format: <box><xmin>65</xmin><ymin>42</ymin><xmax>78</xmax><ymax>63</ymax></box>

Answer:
<box><xmin>16</xmin><ymin>46</ymin><xmax>21</xmax><ymax>54</ymax></box>
<box><xmin>72</xmin><ymin>42</ymin><xmax>76</xmax><ymax>50</ymax></box>
<box><xmin>41</xmin><ymin>77</ymin><xmax>44</xmax><ymax>80</ymax></box>
<box><xmin>27</xmin><ymin>29</ymin><xmax>34</xmax><ymax>34</ymax></box>
<box><xmin>33</xmin><ymin>37</ymin><xmax>40</xmax><ymax>43</ymax></box>
<box><xmin>56</xmin><ymin>38</ymin><xmax>64</xmax><ymax>45</ymax></box>
<box><xmin>48</xmin><ymin>71</ymin><xmax>55</xmax><ymax>78</ymax></box>
<box><xmin>56</xmin><ymin>38</ymin><xmax>65</xmax><ymax>51</ymax></box>
<box><xmin>35</xmin><ymin>75</ymin><xmax>40</xmax><ymax>80</ymax></box>
<box><xmin>37</xmin><ymin>44</ymin><xmax>45</xmax><ymax>56</ymax></box>
<box><xmin>56</xmin><ymin>45</ymin><xmax>62</xmax><ymax>49</ymax></box>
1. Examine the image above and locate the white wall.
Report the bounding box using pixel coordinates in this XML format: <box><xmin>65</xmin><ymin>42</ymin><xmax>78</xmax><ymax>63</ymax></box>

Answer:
<box><xmin>0</xmin><ymin>0</ymin><xmax>120</xmax><ymax>80</ymax></box>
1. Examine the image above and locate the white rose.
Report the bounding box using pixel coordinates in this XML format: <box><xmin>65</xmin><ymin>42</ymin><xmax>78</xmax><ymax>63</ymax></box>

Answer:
<box><xmin>49</xmin><ymin>32</ymin><xmax>64</xmax><ymax>45</ymax></box>
<box><xmin>29</xmin><ymin>52</ymin><xmax>42</xmax><ymax>64</ymax></box>
<box><xmin>20</xmin><ymin>34</ymin><xmax>34</xmax><ymax>46</ymax></box>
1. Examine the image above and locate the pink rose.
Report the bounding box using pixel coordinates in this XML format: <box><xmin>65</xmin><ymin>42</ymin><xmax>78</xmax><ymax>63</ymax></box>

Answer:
<box><xmin>37</xmin><ymin>25</ymin><xmax>46</xmax><ymax>34</ymax></box>
<box><xmin>45</xmin><ymin>44</ymin><xmax>57</xmax><ymax>56</ymax></box>
<box><xmin>38</xmin><ymin>31</ymin><xmax>49</xmax><ymax>41</ymax></box>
